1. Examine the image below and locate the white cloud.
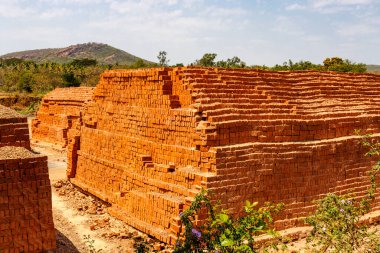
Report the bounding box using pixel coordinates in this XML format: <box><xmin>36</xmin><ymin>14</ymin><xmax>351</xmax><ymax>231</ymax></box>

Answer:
<box><xmin>272</xmin><ymin>16</ymin><xmax>304</xmax><ymax>36</ymax></box>
<box><xmin>312</xmin><ymin>0</ymin><xmax>373</xmax><ymax>8</ymax></box>
<box><xmin>337</xmin><ymin>23</ymin><xmax>377</xmax><ymax>36</ymax></box>
<box><xmin>38</xmin><ymin>0</ymin><xmax>103</xmax><ymax>5</ymax></box>
<box><xmin>0</xmin><ymin>2</ymin><xmax>35</xmax><ymax>18</ymax></box>
<box><xmin>40</xmin><ymin>8</ymin><xmax>73</xmax><ymax>19</ymax></box>
<box><xmin>285</xmin><ymin>3</ymin><xmax>306</xmax><ymax>10</ymax></box>
<box><xmin>286</xmin><ymin>0</ymin><xmax>374</xmax><ymax>13</ymax></box>
<box><xmin>0</xmin><ymin>0</ymin><xmax>379</xmax><ymax>65</ymax></box>
<box><xmin>108</xmin><ymin>0</ymin><xmax>185</xmax><ymax>14</ymax></box>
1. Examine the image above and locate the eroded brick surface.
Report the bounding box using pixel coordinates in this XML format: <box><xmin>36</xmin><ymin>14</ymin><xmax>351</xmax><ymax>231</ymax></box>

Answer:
<box><xmin>0</xmin><ymin>105</ymin><xmax>30</xmax><ymax>149</ymax></box>
<box><xmin>68</xmin><ymin>67</ymin><xmax>380</xmax><ymax>243</ymax></box>
<box><xmin>32</xmin><ymin>87</ymin><xmax>94</xmax><ymax>147</ymax></box>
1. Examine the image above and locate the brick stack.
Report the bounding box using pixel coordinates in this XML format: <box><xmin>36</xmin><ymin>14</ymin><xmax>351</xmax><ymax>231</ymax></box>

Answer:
<box><xmin>32</xmin><ymin>87</ymin><xmax>94</xmax><ymax>147</ymax></box>
<box><xmin>0</xmin><ymin>105</ymin><xmax>30</xmax><ymax>149</ymax></box>
<box><xmin>0</xmin><ymin>146</ymin><xmax>56</xmax><ymax>252</ymax></box>
<box><xmin>68</xmin><ymin>67</ymin><xmax>380</xmax><ymax>243</ymax></box>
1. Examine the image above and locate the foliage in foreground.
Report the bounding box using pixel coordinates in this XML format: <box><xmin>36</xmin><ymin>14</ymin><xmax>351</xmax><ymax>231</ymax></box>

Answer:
<box><xmin>174</xmin><ymin>190</ymin><xmax>284</xmax><ymax>253</ymax></box>
<box><xmin>174</xmin><ymin>133</ymin><xmax>380</xmax><ymax>253</ymax></box>
<box><xmin>305</xmin><ymin>132</ymin><xmax>380</xmax><ymax>252</ymax></box>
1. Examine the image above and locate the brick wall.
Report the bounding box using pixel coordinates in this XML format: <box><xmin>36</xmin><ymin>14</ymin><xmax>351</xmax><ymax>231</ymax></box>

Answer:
<box><xmin>0</xmin><ymin>146</ymin><xmax>56</xmax><ymax>252</ymax></box>
<box><xmin>32</xmin><ymin>87</ymin><xmax>94</xmax><ymax>147</ymax></box>
<box><xmin>68</xmin><ymin>67</ymin><xmax>380</xmax><ymax>243</ymax></box>
<box><xmin>0</xmin><ymin>105</ymin><xmax>30</xmax><ymax>149</ymax></box>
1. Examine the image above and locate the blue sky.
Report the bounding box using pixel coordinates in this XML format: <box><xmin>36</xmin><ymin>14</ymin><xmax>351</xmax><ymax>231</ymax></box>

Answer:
<box><xmin>0</xmin><ymin>0</ymin><xmax>379</xmax><ymax>65</ymax></box>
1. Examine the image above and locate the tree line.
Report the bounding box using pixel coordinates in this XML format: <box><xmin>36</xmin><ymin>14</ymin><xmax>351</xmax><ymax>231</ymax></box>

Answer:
<box><xmin>189</xmin><ymin>53</ymin><xmax>366</xmax><ymax>73</ymax></box>
<box><xmin>0</xmin><ymin>53</ymin><xmax>368</xmax><ymax>94</ymax></box>
<box><xmin>0</xmin><ymin>58</ymin><xmax>158</xmax><ymax>94</ymax></box>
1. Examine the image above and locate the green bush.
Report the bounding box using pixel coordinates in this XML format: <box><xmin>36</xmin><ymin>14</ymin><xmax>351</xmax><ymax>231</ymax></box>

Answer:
<box><xmin>70</xmin><ymin>58</ymin><xmax>98</xmax><ymax>67</ymax></box>
<box><xmin>305</xmin><ymin>193</ymin><xmax>380</xmax><ymax>252</ymax></box>
<box><xmin>305</xmin><ymin>132</ymin><xmax>380</xmax><ymax>252</ymax></box>
<box><xmin>62</xmin><ymin>72</ymin><xmax>80</xmax><ymax>87</ymax></box>
<box><xmin>16</xmin><ymin>71</ymin><xmax>35</xmax><ymax>93</ymax></box>
<box><xmin>174</xmin><ymin>190</ymin><xmax>283</xmax><ymax>253</ymax></box>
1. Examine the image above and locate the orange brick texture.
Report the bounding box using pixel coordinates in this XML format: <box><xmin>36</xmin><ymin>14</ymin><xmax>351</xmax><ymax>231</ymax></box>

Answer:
<box><xmin>67</xmin><ymin>67</ymin><xmax>380</xmax><ymax>244</ymax></box>
<box><xmin>0</xmin><ymin>147</ymin><xmax>56</xmax><ymax>252</ymax></box>
<box><xmin>0</xmin><ymin>107</ymin><xmax>55</xmax><ymax>252</ymax></box>
<box><xmin>32</xmin><ymin>87</ymin><xmax>94</xmax><ymax>147</ymax></box>
<box><xmin>0</xmin><ymin>105</ymin><xmax>30</xmax><ymax>149</ymax></box>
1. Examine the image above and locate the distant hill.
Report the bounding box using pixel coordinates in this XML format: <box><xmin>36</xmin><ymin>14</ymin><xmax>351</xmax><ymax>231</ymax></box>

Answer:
<box><xmin>367</xmin><ymin>65</ymin><xmax>380</xmax><ymax>74</ymax></box>
<box><xmin>0</xmin><ymin>42</ymin><xmax>151</xmax><ymax>65</ymax></box>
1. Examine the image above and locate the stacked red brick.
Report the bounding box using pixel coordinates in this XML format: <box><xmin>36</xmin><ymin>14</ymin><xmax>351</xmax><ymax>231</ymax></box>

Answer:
<box><xmin>32</xmin><ymin>87</ymin><xmax>94</xmax><ymax>147</ymax></box>
<box><xmin>0</xmin><ymin>107</ymin><xmax>55</xmax><ymax>252</ymax></box>
<box><xmin>68</xmin><ymin>67</ymin><xmax>380</xmax><ymax>244</ymax></box>
<box><xmin>0</xmin><ymin>147</ymin><xmax>55</xmax><ymax>252</ymax></box>
<box><xmin>0</xmin><ymin>105</ymin><xmax>30</xmax><ymax>149</ymax></box>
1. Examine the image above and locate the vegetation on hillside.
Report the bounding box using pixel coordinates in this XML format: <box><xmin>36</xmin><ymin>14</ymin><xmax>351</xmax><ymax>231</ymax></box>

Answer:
<box><xmin>0</xmin><ymin>57</ymin><xmax>158</xmax><ymax>94</ymax></box>
<box><xmin>0</xmin><ymin>42</ymin><xmax>150</xmax><ymax>65</ymax></box>
<box><xmin>0</xmin><ymin>49</ymin><xmax>373</xmax><ymax>95</ymax></box>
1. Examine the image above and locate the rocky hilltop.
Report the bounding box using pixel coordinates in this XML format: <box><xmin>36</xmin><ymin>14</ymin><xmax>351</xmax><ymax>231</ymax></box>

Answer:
<box><xmin>0</xmin><ymin>42</ymin><xmax>150</xmax><ymax>65</ymax></box>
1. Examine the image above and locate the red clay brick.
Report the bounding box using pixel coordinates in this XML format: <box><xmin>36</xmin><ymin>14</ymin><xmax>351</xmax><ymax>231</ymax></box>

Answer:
<box><xmin>32</xmin><ymin>87</ymin><xmax>94</xmax><ymax>147</ymax></box>
<box><xmin>0</xmin><ymin>106</ymin><xmax>55</xmax><ymax>252</ymax></box>
<box><xmin>63</xmin><ymin>67</ymin><xmax>380</xmax><ymax>244</ymax></box>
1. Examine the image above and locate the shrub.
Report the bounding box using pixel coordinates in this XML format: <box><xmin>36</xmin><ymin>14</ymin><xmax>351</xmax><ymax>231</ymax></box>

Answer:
<box><xmin>174</xmin><ymin>189</ymin><xmax>284</xmax><ymax>253</ymax></box>
<box><xmin>62</xmin><ymin>72</ymin><xmax>80</xmax><ymax>87</ymax></box>
<box><xmin>16</xmin><ymin>71</ymin><xmax>35</xmax><ymax>93</ymax></box>
<box><xmin>70</xmin><ymin>58</ymin><xmax>98</xmax><ymax>67</ymax></box>
<box><xmin>305</xmin><ymin>193</ymin><xmax>380</xmax><ymax>252</ymax></box>
<box><xmin>305</xmin><ymin>132</ymin><xmax>380</xmax><ymax>252</ymax></box>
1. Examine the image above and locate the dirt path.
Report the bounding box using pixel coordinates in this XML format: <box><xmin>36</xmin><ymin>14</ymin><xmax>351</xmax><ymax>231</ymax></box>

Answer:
<box><xmin>52</xmin><ymin>187</ymin><xmax>117</xmax><ymax>252</ymax></box>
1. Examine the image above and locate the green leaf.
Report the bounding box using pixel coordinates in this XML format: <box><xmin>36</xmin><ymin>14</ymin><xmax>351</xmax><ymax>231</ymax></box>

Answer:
<box><xmin>218</xmin><ymin>213</ymin><xmax>229</xmax><ymax>223</ymax></box>
<box><xmin>221</xmin><ymin>239</ymin><xmax>235</xmax><ymax>247</ymax></box>
<box><xmin>255</xmin><ymin>225</ymin><xmax>264</xmax><ymax>231</ymax></box>
<box><xmin>237</xmin><ymin>245</ymin><xmax>253</xmax><ymax>252</ymax></box>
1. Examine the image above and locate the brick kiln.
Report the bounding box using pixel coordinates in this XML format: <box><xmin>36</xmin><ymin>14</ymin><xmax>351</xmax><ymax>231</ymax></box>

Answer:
<box><xmin>0</xmin><ymin>105</ymin><xmax>30</xmax><ymax>149</ymax></box>
<box><xmin>32</xmin><ymin>87</ymin><xmax>94</xmax><ymax>147</ymax></box>
<box><xmin>0</xmin><ymin>107</ymin><xmax>55</xmax><ymax>252</ymax></box>
<box><xmin>68</xmin><ymin>67</ymin><xmax>380</xmax><ymax>244</ymax></box>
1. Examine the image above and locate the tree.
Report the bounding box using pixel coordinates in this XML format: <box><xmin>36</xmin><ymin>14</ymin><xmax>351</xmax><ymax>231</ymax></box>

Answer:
<box><xmin>217</xmin><ymin>56</ymin><xmax>246</xmax><ymax>68</ymax></box>
<box><xmin>194</xmin><ymin>53</ymin><xmax>217</xmax><ymax>67</ymax></box>
<box><xmin>157</xmin><ymin>51</ymin><xmax>169</xmax><ymax>67</ymax></box>
<box><xmin>323</xmin><ymin>57</ymin><xmax>344</xmax><ymax>67</ymax></box>
<box><xmin>70</xmin><ymin>58</ymin><xmax>98</xmax><ymax>68</ymax></box>
<box><xmin>323</xmin><ymin>57</ymin><xmax>366</xmax><ymax>73</ymax></box>
<box><xmin>16</xmin><ymin>71</ymin><xmax>35</xmax><ymax>93</ymax></box>
<box><xmin>3</xmin><ymin>58</ymin><xmax>24</xmax><ymax>66</ymax></box>
<box><xmin>62</xmin><ymin>72</ymin><xmax>80</xmax><ymax>87</ymax></box>
<box><xmin>130</xmin><ymin>59</ymin><xmax>149</xmax><ymax>69</ymax></box>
